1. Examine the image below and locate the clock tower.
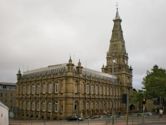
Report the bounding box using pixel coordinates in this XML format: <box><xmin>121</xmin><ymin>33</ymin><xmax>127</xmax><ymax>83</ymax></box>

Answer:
<box><xmin>102</xmin><ymin>8</ymin><xmax>132</xmax><ymax>94</ymax></box>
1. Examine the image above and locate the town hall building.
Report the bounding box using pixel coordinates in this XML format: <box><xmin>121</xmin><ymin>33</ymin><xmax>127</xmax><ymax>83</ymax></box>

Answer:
<box><xmin>16</xmin><ymin>9</ymin><xmax>132</xmax><ymax>120</ymax></box>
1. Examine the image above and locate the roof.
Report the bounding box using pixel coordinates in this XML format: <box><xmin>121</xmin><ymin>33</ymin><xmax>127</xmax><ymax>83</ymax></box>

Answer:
<box><xmin>23</xmin><ymin>63</ymin><xmax>67</xmax><ymax>76</ymax></box>
<box><xmin>83</xmin><ymin>68</ymin><xmax>116</xmax><ymax>81</ymax></box>
<box><xmin>23</xmin><ymin>63</ymin><xmax>117</xmax><ymax>82</ymax></box>
<box><xmin>0</xmin><ymin>82</ymin><xmax>16</xmax><ymax>86</ymax></box>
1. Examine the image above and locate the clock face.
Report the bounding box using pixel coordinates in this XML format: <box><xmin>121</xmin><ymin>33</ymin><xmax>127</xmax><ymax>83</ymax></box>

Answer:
<box><xmin>113</xmin><ymin>59</ymin><xmax>116</xmax><ymax>63</ymax></box>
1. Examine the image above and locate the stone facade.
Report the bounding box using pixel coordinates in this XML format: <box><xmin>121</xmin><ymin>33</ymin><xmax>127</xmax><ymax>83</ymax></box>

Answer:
<box><xmin>16</xmin><ymin>9</ymin><xmax>132</xmax><ymax>120</ymax></box>
<box><xmin>16</xmin><ymin>60</ymin><xmax>122</xmax><ymax>120</ymax></box>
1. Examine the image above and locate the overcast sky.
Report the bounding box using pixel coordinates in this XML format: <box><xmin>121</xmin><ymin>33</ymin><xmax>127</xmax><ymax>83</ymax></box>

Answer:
<box><xmin>0</xmin><ymin>0</ymin><xmax>166</xmax><ymax>89</ymax></box>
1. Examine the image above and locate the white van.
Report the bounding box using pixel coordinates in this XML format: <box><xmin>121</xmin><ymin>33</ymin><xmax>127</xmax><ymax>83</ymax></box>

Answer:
<box><xmin>0</xmin><ymin>102</ymin><xmax>9</xmax><ymax>125</ymax></box>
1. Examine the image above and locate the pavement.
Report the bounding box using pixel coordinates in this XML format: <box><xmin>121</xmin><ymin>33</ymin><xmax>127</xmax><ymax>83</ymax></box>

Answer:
<box><xmin>9</xmin><ymin>115</ymin><xmax>166</xmax><ymax>125</ymax></box>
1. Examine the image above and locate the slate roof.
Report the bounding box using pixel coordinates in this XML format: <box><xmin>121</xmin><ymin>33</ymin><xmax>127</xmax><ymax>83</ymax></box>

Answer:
<box><xmin>0</xmin><ymin>82</ymin><xmax>16</xmax><ymax>86</ymax></box>
<box><xmin>23</xmin><ymin>63</ymin><xmax>116</xmax><ymax>82</ymax></box>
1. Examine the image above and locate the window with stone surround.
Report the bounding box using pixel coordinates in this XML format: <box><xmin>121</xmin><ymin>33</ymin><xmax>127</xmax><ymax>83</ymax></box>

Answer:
<box><xmin>37</xmin><ymin>84</ymin><xmax>40</xmax><ymax>94</ymax></box>
<box><xmin>42</xmin><ymin>84</ymin><xmax>47</xmax><ymax>94</ymax></box>
<box><xmin>99</xmin><ymin>85</ymin><xmax>102</xmax><ymax>95</ymax></box>
<box><xmin>48</xmin><ymin>102</ymin><xmax>52</xmax><ymax>112</ymax></box>
<box><xmin>23</xmin><ymin>101</ymin><xmax>26</xmax><ymax>110</ymax></box>
<box><xmin>32</xmin><ymin>85</ymin><xmax>36</xmax><ymax>95</ymax></box>
<box><xmin>37</xmin><ymin>102</ymin><xmax>40</xmax><ymax>111</ymax></box>
<box><xmin>103</xmin><ymin>86</ymin><xmax>105</xmax><ymax>95</ymax></box>
<box><xmin>54</xmin><ymin>101</ymin><xmax>58</xmax><ymax>112</ymax></box>
<box><xmin>107</xmin><ymin>86</ymin><xmax>109</xmax><ymax>95</ymax></box>
<box><xmin>32</xmin><ymin>101</ymin><xmax>35</xmax><ymax>111</ymax></box>
<box><xmin>27</xmin><ymin>101</ymin><xmax>30</xmax><ymax>110</ymax></box>
<box><xmin>48</xmin><ymin>83</ymin><xmax>53</xmax><ymax>93</ymax></box>
<box><xmin>54</xmin><ymin>83</ymin><xmax>59</xmax><ymax>93</ymax></box>
<box><xmin>86</xmin><ymin>102</ymin><xmax>89</xmax><ymax>110</ymax></box>
<box><xmin>86</xmin><ymin>84</ymin><xmax>89</xmax><ymax>94</ymax></box>
<box><xmin>74</xmin><ymin>83</ymin><xmax>78</xmax><ymax>93</ymax></box>
<box><xmin>42</xmin><ymin>101</ymin><xmax>46</xmax><ymax>111</ymax></box>
<box><xmin>23</xmin><ymin>86</ymin><xmax>26</xmax><ymax>95</ymax></box>
<box><xmin>95</xmin><ymin>85</ymin><xmax>98</xmax><ymax>95</ymax></box>
<box><xmin>91</xmin><ymin>85</ymin><xmax>94</xmax><ymax>95</ymax></box>
<box><xmin>27</xmin><ymin>85</ymin><xmax>30</xmax><ymax>95</ymax></box>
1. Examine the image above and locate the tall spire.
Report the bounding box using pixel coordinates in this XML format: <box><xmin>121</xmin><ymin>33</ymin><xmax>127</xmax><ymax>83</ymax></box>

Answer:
<box><xmin>107</xmin><ymin>8</ymin><xmax>126</xmax><ymax>56</ymax></box>
<box><xmin>104</xmin><ymin>8</ymin><xmax>129</xmax><ymax>74</ymax></box>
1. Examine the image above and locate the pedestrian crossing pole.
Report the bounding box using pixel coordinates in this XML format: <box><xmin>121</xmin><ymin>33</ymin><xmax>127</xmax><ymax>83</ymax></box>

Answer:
<box><xmin>126</xmin><ymin>93</ymin><xmax>129</xmax><ymax>125</ymax></box>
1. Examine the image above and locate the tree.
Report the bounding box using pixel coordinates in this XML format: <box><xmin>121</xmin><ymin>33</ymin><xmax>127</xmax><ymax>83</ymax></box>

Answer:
<box><xmin>129</xmin><ymin>89</ymin><xmax>145</xmax><ymax>111</ymax></box>
<box><xmin>143</xmin><ymin>65</ymin><xmax>166</xmax><ymax>99</ymax></box>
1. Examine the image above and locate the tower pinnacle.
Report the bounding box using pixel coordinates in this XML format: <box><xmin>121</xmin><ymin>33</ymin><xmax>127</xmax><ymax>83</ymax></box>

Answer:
<box><xmin>115</xmin><ymin>6</ymin><xmax>121</xmax><ymax>20</ymax></box>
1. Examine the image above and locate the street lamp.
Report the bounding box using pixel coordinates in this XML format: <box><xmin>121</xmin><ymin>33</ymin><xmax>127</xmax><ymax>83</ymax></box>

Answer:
<box><xmin>111</xmin><ymin>59</ymin><xmax>116</xmax><ymax>125</ymax></box>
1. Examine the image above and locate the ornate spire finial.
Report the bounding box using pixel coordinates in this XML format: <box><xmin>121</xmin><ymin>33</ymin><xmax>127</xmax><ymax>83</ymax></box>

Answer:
<box><xmin>69</xmin><ymin>56</ymin><xmax>72</xmax><ymax>63</ymax></box>
<box><xmin>115</xmin><ymin>2</ymin><xmax>120</xmax><ymax>20</ymax></box>
<box><xmin>78</xmin><ymin>59</ymin><xmax>81</xmax><ymax>66</ymax></box>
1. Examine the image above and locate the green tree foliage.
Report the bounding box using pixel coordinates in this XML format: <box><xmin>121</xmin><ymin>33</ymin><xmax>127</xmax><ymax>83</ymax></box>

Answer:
<box><xmin>143</xmin><ymin>65</ymin><xmax>166</xmax><ymax>99</ymax></box>
<box><xmin>130</xmin><ymin>89</ymin><xmax>145</xmax><ymax>111</ymax></box>
<box><xmin>130</xmin><ymin>90</ymin><xmax>144</xmax><ymax>104</ymax></box>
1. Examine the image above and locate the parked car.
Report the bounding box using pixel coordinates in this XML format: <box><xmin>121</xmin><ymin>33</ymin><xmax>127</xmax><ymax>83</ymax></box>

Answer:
<box><xmin>66</xmin><ymin>115</ymin><xmax>83</xmax><ymax>121</ymax></box>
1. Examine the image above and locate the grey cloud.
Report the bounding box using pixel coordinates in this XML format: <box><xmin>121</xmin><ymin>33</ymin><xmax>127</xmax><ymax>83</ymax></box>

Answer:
<box><xmin>0</xmin><ymin>0</ymin><xmax>166</xmax><ymax>89</ymax></box>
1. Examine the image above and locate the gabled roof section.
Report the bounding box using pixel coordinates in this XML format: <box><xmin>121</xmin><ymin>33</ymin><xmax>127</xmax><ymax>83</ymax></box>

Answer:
<box><xmin>23</xmin><ymin>63</ymin><xmax>67</xmax><ymax>76</ymax></box>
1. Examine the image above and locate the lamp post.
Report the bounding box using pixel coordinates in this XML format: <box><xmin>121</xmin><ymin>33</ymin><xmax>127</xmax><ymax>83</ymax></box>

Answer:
<box><xmin>111</xmin><ymin>59</ymin><xmax>116</xmax><ymax>125</ymax></box>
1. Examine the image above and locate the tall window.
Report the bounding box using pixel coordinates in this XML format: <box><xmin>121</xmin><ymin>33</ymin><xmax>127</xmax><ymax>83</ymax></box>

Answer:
<box><xmin>23</xmin><ymin>86</ymin><xmax>26</xmax><ymax>95</ymax></box>
<box><xmin>32</xmin><ymin>101</ymin><xmax>35</xmax><ymax>111</ymax></box>
<box><xmin>95</xmin><ymin>102</ymin><xmax>98</xmax><ymax>110</ymax></box>
<box><xmin>23</xmin><ymin>101</ymin><xmax>26</xmax><ymax>110</ymax></box>
<box><xmin>20</xmin><ymin>101</ymin><xmax>22</xmax><ymax>109</ymax></box>
<box><xmin>27</xmin><ymin>101</ymin><xmax>31</xmax><ymax>110</ymax></box>
<box><xmin>27</xmin><ymin>85</ymin><xmax>30</xmax><ymax>95</ymax></box>
<box><xmin>48</xmin><ymin>83</ymin><xmax>53</xmax><ymax>93</ymax></box>
<box><xmin>99</xmin><ymin>86</ymin><xmax>102</xmax><ymax>95</ymax></box>
<box><xmin>42</xmin><ymin>84</ymin><xmax>46</xmax><ymax>94</ymax></box>
<box><xmin>48</xmin><ymin>102</ymin><xmax>52</xmax><ymax>112</ymax></box>
<box><xmin>86</xmin><ymin>102</ymin><xmax>89</xmax><ymax>110</ymax></box>
<box><xmin>103</xmin><ymin>86</ymin><xmax>105</xmax><ymax>95</ymax></box>
<box><xmin>86</xmin><ymin>85</ymin><xmax>89</xmax><ymax>94</ymax></box>
<box><xmin>37</xmin><ymin>85</ymin><xmax>41</xmax><ymax>94</ymax></box>
<box><xmin>90</xmin><ymin>102</ymin><xmax>93</xmax><ymax>110</ymax></box>
<box><xmin>32</xmin><ymin>85</ymin><xmax>36</xmax><ymax>95</ymax></box>
<box><xmin>107</xmin><ymin>87</ymin><xmax>109</xmax><ymax>95</ymax></box>
<box><xmin>110</xmin><ymin>87</ymin><xmax>112</xmax><ymax>95</ymax></box>
<box><xmin>54</xmin><ymin>101</ymin><xmax>58</xmax><ymax>112</ymax></box>
<box><xmin>91</xmin><ymin>85</ymin><xmax>94</xmax><ymax>94</ymax></box>
<box><xmin>55</xmin><ymin>83</ymin><xmax>59</xmax><ymax>93</ymax></box>
<box><xmin>95</xmin><ymin>85</ymin><xmax>98</xmax><ymax>95</ymax></box>
<box><xmin>37</xmin><ymin>102</ymin><xmax>40</xmax><ymax>111</ymax></box>
<box><xmin>42</xmin><ymin>101</ymin><xmax>46</xmax><ymax>111</ymax></box>
<box><xmin>74</xmin><ymin>101</ymin><xmax>77</xmax><ymax>112</ymax></box>
<box><xmin>74</xmin><ymin>83</ymin><xmax>78</xmax><ymax>93</ymax></box>
<box><xmin>100</xmin><ymin>102</ymin><xmax>102</xmax><ymax>110</ymax></box>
